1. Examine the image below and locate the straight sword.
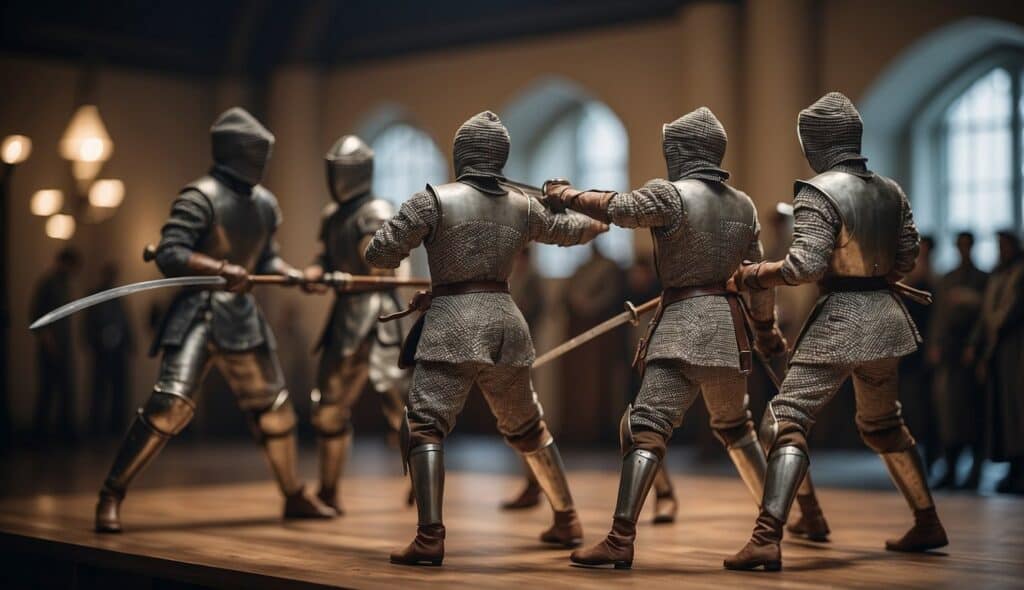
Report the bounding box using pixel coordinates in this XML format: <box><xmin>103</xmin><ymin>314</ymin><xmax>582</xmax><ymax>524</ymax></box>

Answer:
<box><xmin>533</xmin><ymin>296</ymin><xmax>660</xmax><ymax>369</ymax></box>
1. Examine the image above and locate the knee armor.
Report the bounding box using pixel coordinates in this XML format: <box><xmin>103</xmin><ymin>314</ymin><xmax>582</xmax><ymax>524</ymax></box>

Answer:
<box><xmin>311</xmin><ymin>388</ymin><xmax>352</xmax><ymax>438</ymax></box>
<box><xmin>253</xmin><ymin>390</ymin><xmax>297</xmax><ymax>439</ymax></box>
<box><xmin>140</xmin><ymin>391</ymin><xmax>196</xmax><ymax>436</ymax></box>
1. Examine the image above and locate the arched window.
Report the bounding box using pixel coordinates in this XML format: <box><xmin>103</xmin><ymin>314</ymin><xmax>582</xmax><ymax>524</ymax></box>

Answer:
<box><xmin>935</xmin><ymin>65</ymin><xmax>1022</xmax><ymax>269</ymax></box>
<box><xmin>368</xmin><ymin>122</ymin><xmax>448</xmax><ymax>275</ymax></box>
<box><xmin>909</xmin><ymin>52</ymin><xmax>1024</xmax><ymax>271</ymax></box>
<box><xmin>509</xmin><ymin>93</ymin><xmax>632</xmax><ymax>278</ymax></box>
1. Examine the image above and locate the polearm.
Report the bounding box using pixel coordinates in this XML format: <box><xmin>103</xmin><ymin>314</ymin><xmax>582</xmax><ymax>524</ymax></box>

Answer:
<box><xmin>533</xmin><ymin>297</ymin><xmax>660</xmax><ymax>369</ymax></box>
<box><xmin>29</xmin><ymin>272</ymin><xmax>431</xmax><ymax>331</ymax></box>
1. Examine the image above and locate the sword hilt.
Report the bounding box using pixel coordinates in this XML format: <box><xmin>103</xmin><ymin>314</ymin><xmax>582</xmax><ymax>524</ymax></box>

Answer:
<box><xmin>143</xmin><ymin>243</ymin><xmax>157</xmax><ymax>262</ymax></box>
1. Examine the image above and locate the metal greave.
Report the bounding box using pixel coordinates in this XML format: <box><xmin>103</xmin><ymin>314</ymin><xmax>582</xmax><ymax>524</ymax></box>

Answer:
<box><xmin>521</xmin><ymin>439</ymin><xmax>574</xmax><ymax>512</ymax></box>
<box><xmin>761</xmin><ymin>446</ymin><xmax>809</xmax><ymax>522</ymax></box>
<box><xmin>613</xmin><ymin>449</ymin><xmax>661</xmax><ymax>523</ymax></box>
<box><xmin>724</xmin><ymin>428</ymin><xmax>768</xmax><ymax>505</ymax></box>
<box><xmin>409</xmin><ymin>443</ymin><xmax>444</xmax><ymax>525</ymax></box>
<box><xmin>103</xmin><ymin>414</ymin><xmax>170</xmax><ymax>494</ymax></box>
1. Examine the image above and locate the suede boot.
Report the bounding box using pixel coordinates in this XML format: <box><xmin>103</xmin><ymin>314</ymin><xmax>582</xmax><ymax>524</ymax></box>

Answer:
<box><xmin>540</xmin><ymin>509</ymin><xmax>583</xmax><ymax>547</ymax></box>
<box><xmin>390</xmin><ymin>523</ymin><xmax>446</xmax><ymax>566</ymax></box>
<box><xmin>885</xmin><ymin>507</ymin><xmax>948</xmax><ymax>552</ymax></box>
<box><xmin>786</xmin><ymin>493</ymin><xmax>830</xmax><ymax>542</ymax></box>
<box><xmin>723</xmin><ymin>510</ymin><xmax>784</xmax><ymax>571</ymax></box>
<box><xmin>570</xmin><ymin>517</ymin><xmax>635</xmax><ymax>569</ymax></box>
<box><xmin>283</xmin><ymin>485</ymin><xmax>336</xmax><ymax>519</ymax></box>
<box><xmin>95</xmin><ymin>487</ymin><xmax>124</xmax><ymax>533</ymax></box>
<box><xmin>501</xmin><ymin>477</ymin><xmax>542</xmax><ymax>511</ymax></box>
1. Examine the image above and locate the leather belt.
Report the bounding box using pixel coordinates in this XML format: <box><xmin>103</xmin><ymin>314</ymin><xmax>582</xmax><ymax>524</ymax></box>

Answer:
<box><xmin>819</xmin><ymin>276</ymin><xmax>889</xmax><ymax>293</ymax></box>
<box><xmin>633</xmin><ymin>284</ymin><xmax>752</xmax><ymax>375</ymax></box>
<box><xmin>379</xmin><ymin>280</ymin><xmax>510</xmax><ymax>323</ymax></box>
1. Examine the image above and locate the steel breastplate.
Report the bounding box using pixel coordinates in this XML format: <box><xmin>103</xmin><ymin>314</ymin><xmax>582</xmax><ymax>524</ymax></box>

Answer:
<box><xmin>324</xmin><ymin>195</ymin><xmax>392</xmax><ymax>273</ymax></box>
<box><xmin>187</xmin><ymin>175</ymin><xmax>275</xmax><ymax>272</ymax></box>
<box><xmin>796</xmin><ymin>171</ymin><xmax>901</xmax><ymax>278</ymax></box>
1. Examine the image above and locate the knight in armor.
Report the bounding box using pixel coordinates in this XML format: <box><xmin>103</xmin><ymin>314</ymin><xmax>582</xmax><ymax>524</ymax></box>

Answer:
<box><xmin>365</xmin><ymin>111</ymin><xmax>607</xmax><ymax>566</ymax></box>
<box><xmin>725</xmin><ymin>93</ymin><xmax>947</xmax><ymax>571</ymax></box>
<box><xmin>543</xmin><ymin>107</ymin><xmax>828</xmax><ymax>570</ymax></box>
<box><xmin>301</xmin><ymin>135</ymin><xmax>410</xmax><ymax>513</ymax></box>
<box><xmin>94</xmin><ymin>107</ymin><xmax>335</xmax><ymax>532</ymax></box>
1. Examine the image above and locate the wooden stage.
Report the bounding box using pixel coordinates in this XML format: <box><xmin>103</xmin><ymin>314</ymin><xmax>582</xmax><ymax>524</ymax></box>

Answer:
<box><xmin>0</xmin><ymin>469</ymin><xmax>1021</xmax><ymax>589</ymax></box>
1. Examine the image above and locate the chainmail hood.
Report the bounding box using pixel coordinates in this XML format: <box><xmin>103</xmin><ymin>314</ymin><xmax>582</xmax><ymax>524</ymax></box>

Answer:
<box><xmin>453</xmin><ymin>111</ymin><xmax>509</xmax><ymax>193</ymax></box>
<box><xmin>798</xmin><ymin>92</ymin><xmax>868</xmax><ymax>173</ymax></box>
<box><xmin>210</xmin><ymin>107</ymin><xmax>275</xmax><ymax>186</ymax></box>
<box><xmin>662</xmin><ymin>107</ymin><xmax>730</xmax><ymax>182</ymax></box>
<box><xmin>326</xmin><ymin>134</ymin><xmax>374</xmax><ymax>203</ymax></box>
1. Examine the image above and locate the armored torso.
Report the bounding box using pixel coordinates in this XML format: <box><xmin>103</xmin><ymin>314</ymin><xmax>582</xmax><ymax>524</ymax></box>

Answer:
<box><xmin>321</xmin><ymin>193</ymin><xmax>394</xmax><ymax>275</ymax></box>
<box><xmin>655</xmin><ymin>179</ymin><xmax>756</xmax><ymax>288</ymax></box>
<box><xmin>425</xmin><ymin>182</ymin><xmax>530</xmax><ymax>285</ymax></box>
<box><xmin>795</xmin><ymin>171</ymin><xmax>901</xmax><ymax>279</ymax></box>
<box><xmin>187</xmin><ymin>175</ymin><xmax>277</xmax><ymax>272</ymax></box>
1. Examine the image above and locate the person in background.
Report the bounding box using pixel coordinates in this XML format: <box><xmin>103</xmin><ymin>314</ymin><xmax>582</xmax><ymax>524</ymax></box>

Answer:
<box><xmin>899</xmin><ymin>236</ymin><xmax>939</xmax><ymax>472</ymax></box>
<box><xmin>32</xmin><ymin>247</ymin><xmax>82</xmax><ymax>443</ymax></box>
<box><xmin>967</xmin><ymin>230</ymin><xmax>1024</xmax><ymax>494</ymax></box>
<box><xmin>85</xmin><ymin>263</ymin><xmax>135</xmax><ymax>437</ymax></box>
<box><xmin>930</xmin><ymin>232</ymin><xmax>987</xmax><ymax>489</ymax></box>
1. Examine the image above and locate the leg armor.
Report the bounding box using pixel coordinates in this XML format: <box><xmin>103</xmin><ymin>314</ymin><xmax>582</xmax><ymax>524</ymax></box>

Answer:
<box><xmin>762</xmin><ymin>446</ymin><xmax>809</xmax><ymax>523</ymax></box>
<box><xmin>391</xmin><ymin>440</ymin><xmax>446</xmax><ymax>566</ymax></box>
<box><xmin>614</xmin><ymin>405</ymin><xmax>662</xmax><ymax>524</ymax></box>
<box><xmin>250</xmin><ymin>389</ymin><xmax>302</xmax><ymax>495</ymax></box>
<box><xmin>521</xmin><ymin>435</ymin><xmax>574</xmax><ymax>512</ymax></box>
<box><xmin>715</xmin><ymin>422</ymin><xmax>767</xmax><ymax>505</ymax></box>
<box><xmin>650</xmin><ymin>465</ymin><xmax>678</xmax><ymax>525</ymax></box>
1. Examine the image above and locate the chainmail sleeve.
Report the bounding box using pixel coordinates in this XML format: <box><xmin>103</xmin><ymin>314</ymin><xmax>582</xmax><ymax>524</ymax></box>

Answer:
<box><xmin>780</xmin><ymin>185</ymin><xmax>840</xmax><ymax>285</ymax></box>
<box><xmin>155</xmin><ymin>189</ymin><xmax>213</xmax><ymax>277</ymax></box>
<box><xmin>744</xmin><ymin>215</ymin><xmax>776</xmax><ymax>323</ymax></box>
<box><xmin>365</xmin><ymin>190</ymin><xmax>439</xmax><ymax>269</ymax></box>
<box><xmin>606</xmin><ymin>179</ymin><xmax>682</xmax><ymax>230</ymax></box>
<box><xmin>527</xmin><ymin>197</ymin><xmax>590</xmax><ymax>246</ymax></box>
<box><xmin>894</xmin><ymin>185</ymin><xmax>920</xmax><ymax>276</ymax></box>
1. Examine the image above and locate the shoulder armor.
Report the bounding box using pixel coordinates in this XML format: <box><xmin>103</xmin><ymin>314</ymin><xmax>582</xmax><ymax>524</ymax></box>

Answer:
<box><xmin>355</xmin><ymin>197</ymin><xmax>395</xmax><ymax>235</ymax></box>
<box><xmin>671</xmin><ymin>178</ymin><xmax>755</xmax><ymax>229</ymax></box>
<box><xmin>429</xmin><ymin>181</ymin><xmax>529</xmax><ymax>236</ymax></box>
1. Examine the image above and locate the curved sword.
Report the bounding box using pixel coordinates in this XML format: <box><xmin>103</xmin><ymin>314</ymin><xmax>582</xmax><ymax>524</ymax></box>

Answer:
<box><xmin>30</xmin><ymin>276</ymin><xmax>226</xmax><ymax>331</ymax></box>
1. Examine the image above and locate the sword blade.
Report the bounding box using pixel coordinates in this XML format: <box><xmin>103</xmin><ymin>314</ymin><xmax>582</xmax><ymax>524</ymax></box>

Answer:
<box><xmin>533</xmin><ymin>297</ymin><xmax>660</xmax><ymax>369</ymax></box>
<box><xmin>30</xmin><ymin>276</ymin><xmax>226</xmax><ymax>330</ymax></box>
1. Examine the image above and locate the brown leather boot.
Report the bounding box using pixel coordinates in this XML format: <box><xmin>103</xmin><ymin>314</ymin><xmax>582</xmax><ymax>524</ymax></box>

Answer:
<box><xmin>786</xmin><ymin>493</ymin><xmax>830</xmax><ymax>542</ymax></box>
<box><xmin>652</xmin><ymin>490</ymin><xmax>678</xmax><ymax>525</ymax></box>
<box><xmin>540</xmin><ymin>509</ymin><xmax>583</xmax><ymax>547</ymax></box>
<box><xmin>390</xmin><ymin>523</ymin><xmax>446</xmax><ymax>566</ymax></box>
<box><xmin>885</xmin><ymin>507</ymin><xmax>948</xmax><ymax>552</ymax></box>
<box><xmin>95</xmin><ymin>487</ymin><xmax>124</xmax><ymax>533</ymax></box>
<box><xmin>569</xmin><ymin>517</ymin><xmax>635</xmax><ymax>569</ymax></box>
<box><xmin>316</xmin><ymin>485</ymin><xmax>344</xmax><ymax>515</ymax></box>
<box><xmin>501</xmin><ymin>477</ymin><xmax>542</xmax><ymax>510</ymax></box>
<box><xmin>723</xmin><ymin>510</ymin><xmax>784</xmax><ymax>571</ymax></box>
<box><xmin>283</xmin><ymin>485</ymin><xmax>337</xmax><ymax>519</ymax></box>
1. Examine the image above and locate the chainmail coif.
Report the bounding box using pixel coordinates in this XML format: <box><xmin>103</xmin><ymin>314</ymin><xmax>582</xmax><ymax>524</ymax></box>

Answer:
<box><xmin>453</xmin><ymin>111</ymin><xmax>509</xmax><ymax>182</ymax></box>
<box><xmin>662</xmin><ymin>107</ymin><xmax>730</xmax><ymax>182</ymax></box>
<box><xmin>798</xmin><ymin>92</ymin><xmax>868</xmax><ymax>174</ymax></box>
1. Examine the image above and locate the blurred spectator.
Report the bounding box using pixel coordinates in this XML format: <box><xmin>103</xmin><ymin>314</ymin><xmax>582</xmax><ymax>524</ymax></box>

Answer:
<box><xmin>929</xmin><ymin>232</ymin><xmax>987</xmax><ymax>489</ymax></box>
<box><xmin>900</xmin><ymin>235</ymin><xmax>938</xmax><ymax>470</ymax></box>
<box><xmin>84</xmin><ymin>263</ymin><xmax>135</xmax><ymax>437</ymax></box>
<box><xmin>968</xmin><ymin>231</ymin><xmax>1024</xmax><ymax>494</ymax></box>
<box><xmin>560</xmin><ymin>243</ymin><xmax>627</xmax><ymax>442</ymax></box>
<box><xmin>31</xmin><ymin>247</ymin><xmax>82</xmax><ymax>442</ymax></box>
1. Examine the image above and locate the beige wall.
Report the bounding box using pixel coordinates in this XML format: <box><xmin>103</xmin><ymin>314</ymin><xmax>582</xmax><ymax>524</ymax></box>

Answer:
<box><xmin>2</xmin><ymin>0</ymin><xmax>1023</xmax><ymax>434</ymax></box>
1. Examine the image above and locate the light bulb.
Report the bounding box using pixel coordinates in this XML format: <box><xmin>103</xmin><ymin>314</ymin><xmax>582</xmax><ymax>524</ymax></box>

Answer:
<box><xmin>1</xmin><ymin>135</ymin><xmax>32</xmax><ymax>164</ymax></box>
<box><xmin>30</xmin><ymin>189</ymin><xmax>64</xmax><ymax>216</ymax></box>
<box><xmin>45</xmin><ymin>214</ymin><xmax>76</xmax><ymax>240</ymax></box>
<box><xmin>89</xmin><ymin>179</ymin><xmax>124</xmax><ymax>208</ymax></box>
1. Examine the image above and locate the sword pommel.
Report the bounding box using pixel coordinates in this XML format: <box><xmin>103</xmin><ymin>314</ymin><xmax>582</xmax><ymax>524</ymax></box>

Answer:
<box><xmin>143</xmin><ymin>243</ymin><xmax>157</xmax><ymax>262</ymax></box>
<box><xmin>625</xmin><ymin>301</ymin><xmax>640</xmax><ymax>326</ymax></box>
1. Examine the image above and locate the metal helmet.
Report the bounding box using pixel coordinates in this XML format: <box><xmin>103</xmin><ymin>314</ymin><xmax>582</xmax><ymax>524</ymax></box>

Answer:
<box><xmin>797</xmin><ymin>92</ymin><xmax>867</xmax><ymax>173</ymax></box>
<box><xmin>210</xmin><ymin>107</ymin><xmax>275</xmax><ymax>186</ymax></box>
<box><xmin>326</xmin><ymin>134</ymin><xmax>374</xmax><ymax>203</ymax></box>
<box><xmin>662</xmin><ymin>106</ymin><xmax>729</xmax><ymax>182</ymax></box>
<box><xmin>453</xmin><ymin>110</ymin><xmax>509</xmax><ymax>179</ymax></box>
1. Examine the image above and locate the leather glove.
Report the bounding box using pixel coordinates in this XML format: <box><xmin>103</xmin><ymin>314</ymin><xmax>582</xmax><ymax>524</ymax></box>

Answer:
<box><xmin>301</xmin><ymin>265</ymin><xmax>328</xmax><ymax>294</ymax></box>
<box><xmin>542</xmin><ymin>178</ymin><xmax>574</xmax><ymax>211</ymax></box>
<box><xmin>730</xmin><ymin>260</ymin><xmax>787</xmax><ymax>291</ymax></box>
<box><xmin>580</xmin><ymin>220</ymin><xmax>610</xmax><ymax>244</ymax></box>
<box><xmin>754</xmin><ymin>323</ymin><xmax>788</xmax><ymax>358</ymax></box>
<box><xmin>187</xmin><ymin>253</ymin><xmax>251</xmax><ymax>293</ymax></box>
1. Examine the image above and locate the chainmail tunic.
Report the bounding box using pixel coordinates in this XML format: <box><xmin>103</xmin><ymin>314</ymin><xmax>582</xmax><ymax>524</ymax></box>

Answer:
<box><xmin>631</xmin><ymin>359</ymin><xmax>750</xmax><ymax>438</ymax></box>
<box><xmin>782</xmin><ymin>165</ymin><xmax>921</xmax><ymax>364</ymax></box>
<box><xmin>606</xmin><ymin>178</ymin><xmax>768</xmax><ymax>367</ymax></box>
<box><xmin>366</xmin><ymin>188</ymin><xmax>591</xmax><ymax>367</ymax></box>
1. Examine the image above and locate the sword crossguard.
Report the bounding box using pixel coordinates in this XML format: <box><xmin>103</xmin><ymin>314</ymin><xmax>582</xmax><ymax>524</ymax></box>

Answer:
<box><xmin>624</xmin><ymin>301</ymin><xmax>640</xmax><ymax>326</ymax></box>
